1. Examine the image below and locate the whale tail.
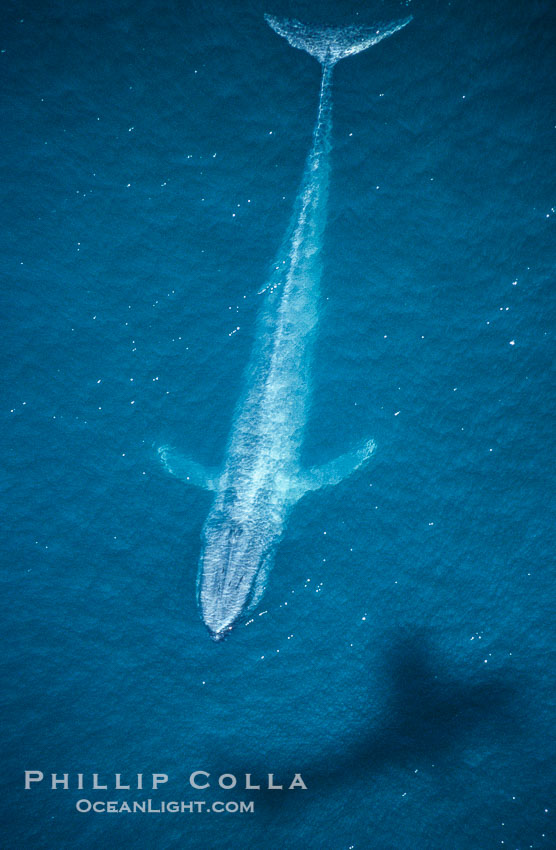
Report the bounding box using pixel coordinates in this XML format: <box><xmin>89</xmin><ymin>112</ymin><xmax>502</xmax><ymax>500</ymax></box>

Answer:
<box><xmin>264</xmin><ymin>13</ymin><xmax>412</xmax><ymax>66</ymax></box>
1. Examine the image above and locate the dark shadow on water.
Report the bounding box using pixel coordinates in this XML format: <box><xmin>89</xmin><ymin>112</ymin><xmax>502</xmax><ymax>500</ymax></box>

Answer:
<box><xmin>219</xmin><ymin>632</ymin><xmax>522</xmax><ymax>814</ymax></box>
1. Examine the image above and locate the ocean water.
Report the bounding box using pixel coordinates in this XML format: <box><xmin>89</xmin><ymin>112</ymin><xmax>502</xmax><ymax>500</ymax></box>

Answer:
<box><xmin>2</xmin><ymin>0</ymin><xmax>555</xmax><ymax>847</ymax></box>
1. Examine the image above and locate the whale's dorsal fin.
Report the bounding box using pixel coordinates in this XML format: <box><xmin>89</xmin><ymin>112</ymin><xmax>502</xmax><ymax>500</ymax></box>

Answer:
<box><xmin>158</xmin><ymin>445</ymin><xmax>220</xmax><ymax>491</ymax></box>
<box><xmin>293</xmin><ymin>438</ymin><xmax>377</xmax><ymax>500</ymax></box>
<box><xmin>264</xmin><ymin>14</ymin><xmax>412</xmax><ymax>66</ymax></box>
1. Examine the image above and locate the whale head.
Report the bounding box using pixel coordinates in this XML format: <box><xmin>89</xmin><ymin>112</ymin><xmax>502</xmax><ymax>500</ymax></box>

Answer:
<box><xmin>197</xmin><ymin>516</ymin><xmax>273</xmax><ymax>641</ymax></box>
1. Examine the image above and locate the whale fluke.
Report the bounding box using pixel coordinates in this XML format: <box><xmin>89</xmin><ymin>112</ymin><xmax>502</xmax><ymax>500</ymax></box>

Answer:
<box><xmin>264</xmin><ymin>13</ymin><xmax>412</xmax><ymax>66</ymax></box>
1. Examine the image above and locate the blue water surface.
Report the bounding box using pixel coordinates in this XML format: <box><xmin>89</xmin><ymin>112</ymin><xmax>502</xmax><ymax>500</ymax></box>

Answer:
<box><xmin>2</xmin><ymin>0</ymin><xmax>555</xmax><ymax>847</ymax></box>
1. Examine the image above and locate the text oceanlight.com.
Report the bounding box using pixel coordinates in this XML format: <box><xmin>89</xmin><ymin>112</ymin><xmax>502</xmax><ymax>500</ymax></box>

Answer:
<box><xmin>75</xmin><ymin>799</ymin><xmax>255</xmax><ymax>814</ymax></box>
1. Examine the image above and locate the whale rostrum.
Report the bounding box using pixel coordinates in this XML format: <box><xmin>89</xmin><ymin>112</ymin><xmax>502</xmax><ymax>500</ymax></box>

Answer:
<box><xmin>159</xmin><ymin>14</ymin><xmax>411</xmax><ymax>640</ymax></box>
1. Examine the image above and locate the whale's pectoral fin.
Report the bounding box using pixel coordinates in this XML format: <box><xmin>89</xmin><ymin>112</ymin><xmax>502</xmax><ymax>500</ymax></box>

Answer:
<box><xmin>157</xmin><ymin>445</ymin><xmax>219</xmax><ymax>491</ymax></box>
<box><xmin>295</xmin><ymin>438</ymin><xmax>376</xmax><ymax>498</ymax></box>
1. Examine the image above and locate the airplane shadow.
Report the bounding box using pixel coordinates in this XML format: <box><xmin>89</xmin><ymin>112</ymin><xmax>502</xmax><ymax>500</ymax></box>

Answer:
<box><xmin>221</xmin><ymin>631</ymin><xmax>522</xmax><ymax>813</ymax></box>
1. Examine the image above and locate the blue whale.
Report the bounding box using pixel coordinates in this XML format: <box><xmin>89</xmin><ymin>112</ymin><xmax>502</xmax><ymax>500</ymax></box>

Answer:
<box><xmin>159</xmin><ymin>14</ymin><xmax>412</xmax><ymax>640</ymax></box>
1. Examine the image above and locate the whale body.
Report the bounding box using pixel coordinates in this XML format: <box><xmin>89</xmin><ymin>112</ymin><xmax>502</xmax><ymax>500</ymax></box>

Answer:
<box><xmin>159</xmin><ymin>13</ymin><xmax>411</xmax><ymax>640</ymax></box>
